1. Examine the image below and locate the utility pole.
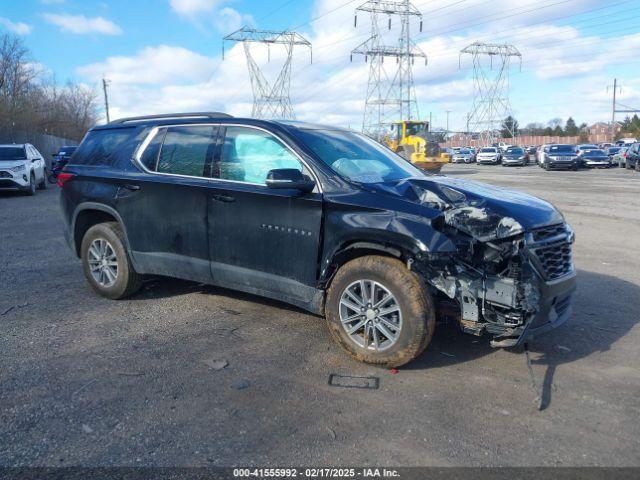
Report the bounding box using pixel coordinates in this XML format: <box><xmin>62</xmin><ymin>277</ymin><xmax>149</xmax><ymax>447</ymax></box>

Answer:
<box><xmin>102</xmin><ymin>78</ymin><xmax>111</xmax><ymax>124</ymax></box>
<box><xmin>445</xmin><ymin>110</ymin><xmax>451</xmax><ymax>147</ymax></box>
<box><xmin>608</xmin><ymin>78</ymin><xmax>619</xmax><ymax>142</ymax></box>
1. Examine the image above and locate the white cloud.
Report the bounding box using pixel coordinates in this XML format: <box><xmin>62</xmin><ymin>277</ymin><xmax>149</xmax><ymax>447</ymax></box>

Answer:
<box><xmin>43</xmin><ymin>13</ymin><xmax>122</xmax><ymax>35</ymax></box>
<box><xmin>214</xmin><ymin>7</ymin><xmax>254</xmax><ymax>33</ymax></box>
<box><xmin>77</xmin><ymin>45</ymin><xmax>217</xmax><ymax>85</ymax></box>
<box><xmin>169</xmin><ymin>0</ymin><xmax>223</xmax><ymax>18</ymax></box>
<box><xmin>0</xmin><ymin>17</ymin><xmax>32</xmax><ymax>35</ymax></box>
<box><xmin>76</xmin><ymin>0</ymin><xmax>640</xmax><ymax>128</ymax></box>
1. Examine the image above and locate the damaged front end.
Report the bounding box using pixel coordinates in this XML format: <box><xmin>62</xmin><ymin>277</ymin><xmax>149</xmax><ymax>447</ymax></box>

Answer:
<box><xmin>408</xmin><ymin>179</ymin><xmax>577</xmax><ymax>347</ymax></box>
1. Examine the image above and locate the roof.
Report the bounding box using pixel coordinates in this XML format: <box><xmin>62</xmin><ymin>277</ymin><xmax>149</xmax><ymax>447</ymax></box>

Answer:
<box><xmin>94</xmin><ymin>112</ymin><xmax>350</xmax><ymax>134</ymax></box>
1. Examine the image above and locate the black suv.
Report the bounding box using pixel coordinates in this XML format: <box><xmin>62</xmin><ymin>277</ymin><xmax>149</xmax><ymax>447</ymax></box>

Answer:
<box><xmin>60</xmin><ymin>113</ymin><xmax>577</xmax><ymax>366</ymax></box>
<box><xmin>624</xmin><ymin>142</ymin><xmax>640</xmax><ymax>171</ymax></box>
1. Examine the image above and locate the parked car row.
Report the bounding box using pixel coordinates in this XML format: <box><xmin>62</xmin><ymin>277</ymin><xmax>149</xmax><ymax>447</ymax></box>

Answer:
<box><xmin>445</xmin><ymin>141</ymin><xmax>640</xmax><ymax>173</ymax></box>
<box><xmin>0</xmin><ymin>143</ymin><xmax>77</xmax><ymax>195</ymax></box>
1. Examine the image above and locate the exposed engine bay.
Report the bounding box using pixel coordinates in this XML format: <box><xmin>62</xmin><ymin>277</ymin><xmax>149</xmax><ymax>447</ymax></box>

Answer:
<box><xmin>403</xmin><ymin>178</ymin><xmax>577</xmax><ymax>347</ymax></box>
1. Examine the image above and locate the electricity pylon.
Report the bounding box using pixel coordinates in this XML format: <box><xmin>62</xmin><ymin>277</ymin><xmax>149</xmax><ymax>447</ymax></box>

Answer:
<box><xmin>351</xmin><ymin>0</ymin><xmax>427</xmax><ymax>138</ymax></box>
<box><xmin>223</xmin><ymin>27</ymin><xmax>312</xmax><ymax>119</ymax></box>
<box><xmin>460</xmin><ymin>42</ymin><xmax>522</xmax><ymax>145</ymax></box>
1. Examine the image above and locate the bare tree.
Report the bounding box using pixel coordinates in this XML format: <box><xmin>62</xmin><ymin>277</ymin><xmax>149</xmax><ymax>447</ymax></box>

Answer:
<box><xmin>0</xmin><ymin>33</ymin><xmax>98</xmax><ymax>141</ymax></box>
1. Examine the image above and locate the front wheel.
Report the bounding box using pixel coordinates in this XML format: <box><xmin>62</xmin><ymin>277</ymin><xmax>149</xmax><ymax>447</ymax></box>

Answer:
<box><xmin>81</xmin><ymin>222</ymin><xmax>143</xmax><ymax>299</ymax></box>
<box><xmin>25</xmin><ymin>173</ymin><xmax>36</xmax><ymax>196</ymax></box>
<box><xmin>47</xmin><ymin>171</ymin><xmax>58</xmax><ymax>184</ymax></box>
<box><xmin>325</xmin><ymin>256</ymin><xmax>435</xmax><ymax>367</ymax></box>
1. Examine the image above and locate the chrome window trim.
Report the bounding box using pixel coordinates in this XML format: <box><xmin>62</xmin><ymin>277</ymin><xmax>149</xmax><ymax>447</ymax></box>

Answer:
<box><xmin>132</xmin><ymin>123</ymin><xmax>323</xmax><ymax>193</ymax></box>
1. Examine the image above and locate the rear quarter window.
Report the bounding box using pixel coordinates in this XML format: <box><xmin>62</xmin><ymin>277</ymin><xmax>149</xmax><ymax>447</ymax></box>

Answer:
<box><xmin>72</xmin><ymin>127</ymin><xmax>138</xmax><ymax>166</ymax></box>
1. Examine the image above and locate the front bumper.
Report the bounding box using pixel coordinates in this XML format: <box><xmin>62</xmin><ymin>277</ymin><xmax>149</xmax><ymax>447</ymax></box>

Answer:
<box><xmin>489</xmin><ymin>271</ymin><xmax>576</xmax><ymax>347</ymax></box>
<box><xmin>547</xmin><ymin>160</ymin><xmax>576</xmax><ymax>170</ymax></box>
<box><xmin>477</xmin><ymin>157</ymin><xmax>499</xmax><ymax>164</ymax></box>
<box><xmin>503</xmin><ymin>159</ymin><xmax>526</xmax><ymax>166</ymax></box>
<box><xmin>0</xmin><ymin>172</ymin><xmax>29</xmax><ymax>190</ymax></box>
<box><xmin>584</xmin><ymin>161</ymin><xmax>610</xmax><ymax>168</ymax></box>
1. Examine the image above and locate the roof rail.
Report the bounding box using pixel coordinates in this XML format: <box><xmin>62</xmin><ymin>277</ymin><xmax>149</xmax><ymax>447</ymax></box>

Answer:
<box><xmin>109</xmin><ymin>112</ymin><xmax>233</xmax><ymax>124</ymax></box>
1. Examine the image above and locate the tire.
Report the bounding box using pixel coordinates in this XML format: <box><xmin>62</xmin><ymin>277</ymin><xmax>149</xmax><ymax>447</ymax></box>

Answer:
<box><xmin>47</xmin><ymin>171</ymin><xmax>57</xmax><ymax>184</ymax></box>
<box><xmin>325</xmin><ymin>255</ymin><xmax>435</xmax><ymax>367</ymax></box>
<box><xmin>398</xmin><ymin>145</ymin><xmax>415</xmax><ymax>162</ymax></box>
<box><xmin>25</xmin><ymin>173</ymin><xmax>36</xmax><ymax>196</ymax></box>
<box><xmin>38</xmin><ymin>171</ymin><xmax>47</xmax><ymax>190</ymax></box>
<box><xmin>626</xmin><ymin>162</ymin><xmax>632</xmax><ymax>170</ymax></box>
<box><xmin>636</xmin><ymin>162</ymin><xmax>640</xmax><ymax>173</ymax></box>
<box><xmin>544</xmin><ymin>162</ymin><xmax>550</xmax><ymax>171</ymax></box>
<box><xmin>80</xmin><ymin>222</ymin><xmax>143</xmax><ymax>300</ymax></box>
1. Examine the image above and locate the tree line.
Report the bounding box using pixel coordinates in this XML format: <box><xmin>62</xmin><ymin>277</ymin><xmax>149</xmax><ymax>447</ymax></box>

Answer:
<box><xmin>0</xmin><ymin>33</ymin><xmax>99</xmax><ymax>142</ymax></box>
<box><xmin>501</xmin><ymin>116</ymin><xmax>590</xmax><ymax>140</ymax></box>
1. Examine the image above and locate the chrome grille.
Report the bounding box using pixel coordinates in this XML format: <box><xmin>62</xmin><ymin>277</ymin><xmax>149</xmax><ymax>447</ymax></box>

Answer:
<box><xmin>532</xmin><ymin>224</ymin><xmax>567</xmax><ymax>242</ymax></box>
<box><xmin>529</xmin><ymin>225</ymin><xmax>574</xmax><ymax>280</ymax></box>
<box><xmin>531</xmin><ymin>241</ymin><xmax>573</xmax><ymax>280</ymax></box>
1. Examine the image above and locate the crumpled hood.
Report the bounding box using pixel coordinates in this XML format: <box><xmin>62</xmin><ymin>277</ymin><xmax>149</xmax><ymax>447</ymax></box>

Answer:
<box><xmin>371</xmin><ymin>176</ymin><xmax>564</xmax><ymax>241</ymax></box>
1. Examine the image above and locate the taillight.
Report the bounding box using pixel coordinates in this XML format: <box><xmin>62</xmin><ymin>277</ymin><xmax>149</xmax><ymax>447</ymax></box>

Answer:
<box><xmin>57</xmin><ymin>172</ymin><xmax>75</xmax><ymax>187</ymax></box>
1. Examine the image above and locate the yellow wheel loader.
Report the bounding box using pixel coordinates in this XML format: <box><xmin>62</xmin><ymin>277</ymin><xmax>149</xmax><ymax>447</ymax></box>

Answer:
<box><xmin>384</xmin><ymin>121</ymin><xmax>450</xmax><ymax>173</ymax></box>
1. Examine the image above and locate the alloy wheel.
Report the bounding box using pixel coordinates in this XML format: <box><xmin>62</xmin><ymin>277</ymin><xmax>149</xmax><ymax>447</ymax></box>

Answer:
<box><xmin>88</xmin><ymin>238</ymin><xmax>118</xmax><ymax>287</ymax></box>
<box><xmin>339</xmin><ymin>280</ymin><xmax>402</xmax><ymax>351</ymax></box>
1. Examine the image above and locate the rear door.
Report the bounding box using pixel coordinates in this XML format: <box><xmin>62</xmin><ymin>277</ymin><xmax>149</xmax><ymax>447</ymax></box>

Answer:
<box><xmin>117</xmin><ymin>124</ymin><xmax>218</xmax><ymax>283</ymax></box>
<box><xmin>207</xmin><ymin>125</ymin><xmax>323</xmax><ymax>306</ymax></box>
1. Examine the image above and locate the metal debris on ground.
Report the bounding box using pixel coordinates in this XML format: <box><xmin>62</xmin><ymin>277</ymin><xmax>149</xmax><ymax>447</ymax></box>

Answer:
<box><xmin>203</xmin><ymin>359</ymin><xmax>229</xmax><ymax>371</ymax></box>
<box><xmin>328</xmin><ymin>374</ymin><xmax>379</xmax><ymax>390</ymax></box>
<box><xmin>524</xmin><ymin>343</ymin><xmax>543</xmax><ymax>411</ymax></box>
<box><xmin>231</xmin><ymin>379</ymin><xmax>250</xmax><ymax>390</ymax></box>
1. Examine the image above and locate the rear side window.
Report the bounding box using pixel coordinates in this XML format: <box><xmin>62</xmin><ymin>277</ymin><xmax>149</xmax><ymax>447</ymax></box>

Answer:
<box><xmin>156</xmin><ymin>126</ymin><xmax>216</xmax><ymax>177</ymax></box>
<box><xmin>73</xmin><ymin>128</ymin><xmax>136</xmax><ymax>166</ymax></box>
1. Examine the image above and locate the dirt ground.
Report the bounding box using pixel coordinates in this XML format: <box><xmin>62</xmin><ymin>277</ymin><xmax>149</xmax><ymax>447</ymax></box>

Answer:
<box><xmin>1</xmin><ymin>164</ymin><xmax>639</xmax><ymax>467</ymax></box>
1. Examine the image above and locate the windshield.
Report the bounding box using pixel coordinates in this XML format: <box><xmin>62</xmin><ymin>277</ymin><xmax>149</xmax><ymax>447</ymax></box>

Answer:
<box><xmin>586</xmin><ymin>150</ymin><xmax>607</xmax><ymax>156</ymax></box>
<box><xmin>480</xmin><ymin>148</ymin><xmax>496</xmax><ymax>153</ymax></box>
<box><xmin>297</xmin><ymin>129</ymin><xmax>424</xmax><ymax>184</ymax></box>
<box><xmin>506</xmin><ymin>147</ymin><xmax>524</xmax><ymax>154</ymax></box>
<box><xmin>458</xmin><ymin>149</ymin><xmax>471</xmax><ymax>154</ymax></box>
<box><xmin>0</xmin><ymin>146</ymin><xmax>26</xmax><ymax>161</ymax></box>
<box><xmin>549</xmin><ymin>145</ymin><xmax>575</xmax><ymax>153</ymax></box>
<box><xmin>405</xmin><ymin>123</ymin><xmax>427</xmax><ymax>136</ymax></box>
<box><xmin>57</xmin><ymin>146</ymin><xmax>77</xmax><ymax>156</ymax></box>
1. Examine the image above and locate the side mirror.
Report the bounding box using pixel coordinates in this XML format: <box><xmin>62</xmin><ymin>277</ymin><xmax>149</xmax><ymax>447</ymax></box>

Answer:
<box><xmin>266</xmin><ymin>168</ymin><xmax>315</xmax><ymax>193</ymax></box>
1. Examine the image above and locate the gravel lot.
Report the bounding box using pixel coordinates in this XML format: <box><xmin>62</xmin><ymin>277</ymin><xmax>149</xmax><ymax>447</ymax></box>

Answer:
<box><xmin>1</xmin><ymin>164</ymin><xmax>639</xmax><ymax>467</ymax></box>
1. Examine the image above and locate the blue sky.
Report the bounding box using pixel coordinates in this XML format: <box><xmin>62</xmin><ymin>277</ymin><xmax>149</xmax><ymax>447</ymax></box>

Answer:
<box><xmin>2</xmin><ymin>0</ymin><xmax>639</xmax><ymax>130</ymax></box>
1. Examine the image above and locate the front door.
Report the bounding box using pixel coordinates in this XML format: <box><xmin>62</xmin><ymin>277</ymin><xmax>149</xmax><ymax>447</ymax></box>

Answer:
<box><xmin>207</xmin><ymin>125</ymin><xmax>323</xmax><ymax>307</ymax></box>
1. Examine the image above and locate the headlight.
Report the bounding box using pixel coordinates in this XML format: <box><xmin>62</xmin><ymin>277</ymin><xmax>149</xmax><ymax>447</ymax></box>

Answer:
<box><xmin>10</xmin><ymin>164</ymin><xmax>26</xmax><ymax>172</ymax></box>
<box><xmin>519</xmin><ymin>156</ymin><xmax>525</xmax><ymax>160</ymax></box>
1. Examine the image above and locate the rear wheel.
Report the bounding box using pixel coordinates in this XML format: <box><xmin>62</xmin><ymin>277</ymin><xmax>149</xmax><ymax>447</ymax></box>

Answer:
<box><xmin>81</xmin><ymin>222</ymin><xmax>143</xmax><ymax>299</ymax></box>
<box><xmin>25</xmin><ymin>173</ymin><xmax>36</xmax><ymax>196</ymax></box>
<box><xmin>325</xmin><ymin>256</ymin><xmax>435</xmax><ymax>367</ymax></box>
<box><xmin>38</xmin><ymin>172</ymin><xmax>47</xmax><ymax>190</ymax></box>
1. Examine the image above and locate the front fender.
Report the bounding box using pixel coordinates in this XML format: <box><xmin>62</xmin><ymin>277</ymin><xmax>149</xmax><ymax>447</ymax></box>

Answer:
<box><xmin>320</xmin><ymin>207</ymin><xmax>457</xmax><ymax>283</ymax></box>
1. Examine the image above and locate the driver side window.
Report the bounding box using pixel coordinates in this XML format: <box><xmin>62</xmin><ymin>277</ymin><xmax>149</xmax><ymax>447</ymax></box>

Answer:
<box><xmin>217</xmin><ymin>126</ymin><xmax>302</xmax><ymax>184</ymax></box>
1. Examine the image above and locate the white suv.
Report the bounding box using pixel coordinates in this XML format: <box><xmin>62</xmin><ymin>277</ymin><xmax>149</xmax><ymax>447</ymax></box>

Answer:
<box><xmin>0</xmin><ymin>144</ymin><xmax>47</xmax><ymax>195</ymax></box>
<box><xmin>476</xmin><ymin>147</ymin><xmax>501</xmax><ymax>164</ymax></box>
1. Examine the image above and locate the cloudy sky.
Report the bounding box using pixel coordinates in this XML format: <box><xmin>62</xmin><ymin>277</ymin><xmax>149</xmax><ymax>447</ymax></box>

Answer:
<box><xmin>2</xmin><ymin>0</ymin><xmax>639</xmax><ymax>130</ymax></box>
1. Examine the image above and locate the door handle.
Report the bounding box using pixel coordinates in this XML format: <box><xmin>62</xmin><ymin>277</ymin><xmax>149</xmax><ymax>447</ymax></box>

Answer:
<box><xmin>122</xmin><ymin>184</ymin><xmax>140</xmax><ymax>191</ymax></box>
<box><xmin>211</xmin><ymin>194</ymin><xmax>235</xmax><ymax>203</ymax></box>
